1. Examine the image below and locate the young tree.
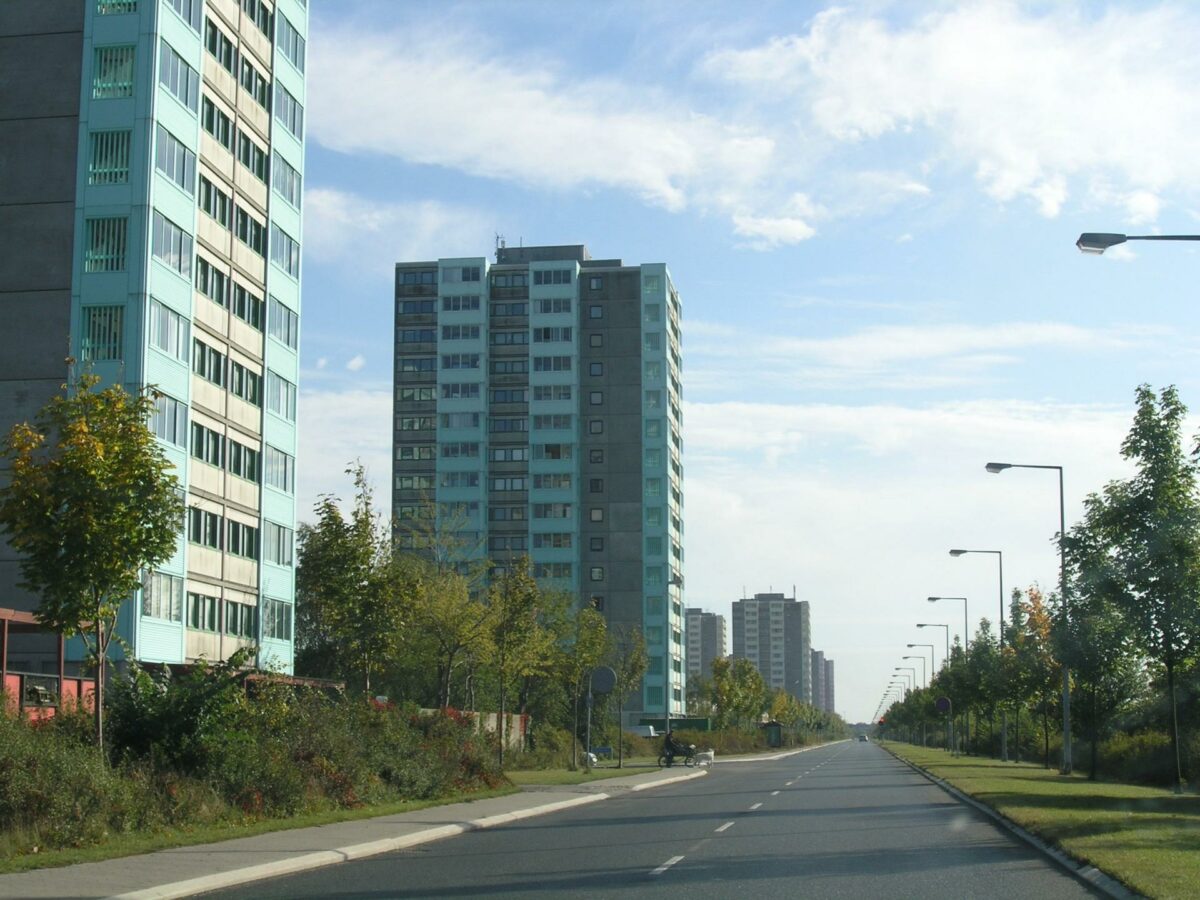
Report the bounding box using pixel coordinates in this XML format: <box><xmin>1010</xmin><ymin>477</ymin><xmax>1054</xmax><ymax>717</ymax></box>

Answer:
<box><xmin>295</xmin><ymin>464</ymin><xmax>406</xmax><ymax>694</ymax></box>
<box><xmin>606</xmin><ymin>624</ymin><xmax>648</xmax><ymax>767</ymax></box>
<box><xmin>560</xmin><ymin>605</ymin><xmax>608</xmax><ymax>768</ymax></box>
<box><xmin>1077</xmin><ymin>385</ymin><xmax>1200</xmax><ymax>789</ymax></box>
<box><xmin>406</xmin><ymin>563</ymin><xmax>494</xmax><ymax>709</ymax></box>
<box><xmin>0</xmin><ymin>372</ymin><xmax>184</xmax><ymax>749</ymax></box>
<box><xmin>1018</xmin><ymin>587</ymin><xmax>1062</xmax><ymax>767</ymax></box>
<box><xmin>710</xmin><ymin>657</ymin><xmax>768</xmax><ymax>729</ymax></box>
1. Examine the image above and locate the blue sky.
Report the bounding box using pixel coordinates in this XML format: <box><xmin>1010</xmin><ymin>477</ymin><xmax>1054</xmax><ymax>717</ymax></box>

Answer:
<box><xmin>296</xmin><ymin>1</ymin><xmax>1200</xmax><ymax>722</ymax></box>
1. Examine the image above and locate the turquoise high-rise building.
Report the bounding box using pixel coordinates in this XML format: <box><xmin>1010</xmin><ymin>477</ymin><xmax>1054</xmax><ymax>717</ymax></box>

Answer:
<box><xmin>0</xmin><ymin>0</ymin><xmax>306</xmax><ymax>674</ymax></box>
<box><xmin>393</xmin><ymin>244</ymin><xmax>686</xmax><ymax>722</ymax></box>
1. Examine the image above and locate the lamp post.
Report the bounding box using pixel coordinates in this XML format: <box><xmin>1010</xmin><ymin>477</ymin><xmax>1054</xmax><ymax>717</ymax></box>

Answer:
<box><xmin>917</xmin><ymin>623</ymin><xmax>950</xmax><ymax>661</ymax></box>
<box><xmin>986</xmin><ymin>460</ymin><xmax>1072</xmax><ymax>775</ymax></box>
<box><xmin>908</xmin><ymin>642</ymin><xmax>936</xmax><ymax>678</ymax></box>
<box><xmin>1076</xmin><ymin>232</ymin><xmax>1200</xmax><ymax>254</ymax></box>
<box><xmin>895</xmin><ymin>667</ymin><xmax>916</xmax><ymax>688</ymax></box>
<box><xmin>928</xmin><ymin>596</ymin><xmax>969</xmax><ymax>650</ymax></box>
<box><xmin>950</xmin><ymin>548</ymin><xmax>1009</xmax><ymax>761</ymax></box>
<box><xmin>903</xmin><ymin>655</ymin><xmax>926</xmax><ymax>687</ymax></box>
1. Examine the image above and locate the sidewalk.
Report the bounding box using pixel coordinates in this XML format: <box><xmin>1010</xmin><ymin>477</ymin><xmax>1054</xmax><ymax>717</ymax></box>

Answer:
<box><xmin>0</xmin><ymin>768</ymin><xmax>706</xmax><ymax>900</ymax></box>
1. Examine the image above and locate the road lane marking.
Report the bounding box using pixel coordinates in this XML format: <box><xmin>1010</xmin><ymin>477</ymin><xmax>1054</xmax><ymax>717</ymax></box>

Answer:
<box><xmin>771</xmin><ymin>790</ymin><xmax>781</xmax><ymax>795</ymax></box>
<box><xmin>715</xmin><ymin>821</ymin><xmax>735</xmax><ymax>833</ymax></box>
<box><xmin>750</xmin><ymin>802</ymin><xmax>762</xmax><ymax>810</ymax></box>
<box><xmin>651</xmin><ymin>855</ymin><xmax>685</xmax><ymax>875</ymax></box>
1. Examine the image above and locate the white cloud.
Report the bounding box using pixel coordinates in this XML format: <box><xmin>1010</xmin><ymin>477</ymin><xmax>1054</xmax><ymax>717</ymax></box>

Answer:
<box><xmin>297</xmin><ymin>385</ymin><xmax>392</xmax><ymax>523</ymax></box>
<box><xmin>703</xmin><ymin>4</ymin><xmax>1200</xmax><ymax>222</ymax></box>
<box><xmin>345</xmin><ymin>354</ymin><xmax>366</xmax><ymax>372</ymax></box>
<box><xmin>316</xmin><ymin>357</ymin><xmax>328</xmax><ymax>370</ymax></box>
<box><xmin>304</xmin><ymin>187</ymin><xmax>494</xmax><ymax>276</ymax></box>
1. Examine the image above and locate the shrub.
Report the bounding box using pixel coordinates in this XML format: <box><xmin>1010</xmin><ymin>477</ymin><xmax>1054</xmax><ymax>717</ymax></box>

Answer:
<box><xmin>1096</xmin><ymin>731</ymin><xmax>1177</xmax><ymax>786</ymax></box>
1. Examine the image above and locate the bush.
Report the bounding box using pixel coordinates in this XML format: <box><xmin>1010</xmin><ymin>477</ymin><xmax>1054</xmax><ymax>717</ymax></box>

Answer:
<box><xmin>1095</xmin><ymin>731</ymin><xmax>1177</xmax><ymax>786</ymax></box>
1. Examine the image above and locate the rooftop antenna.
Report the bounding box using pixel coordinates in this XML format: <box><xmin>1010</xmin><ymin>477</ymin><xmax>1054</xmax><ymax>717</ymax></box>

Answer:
<box><xmin>494</xmin><ymin>233</ymin><xmax>506</xmax><ymax>262</ymax></box>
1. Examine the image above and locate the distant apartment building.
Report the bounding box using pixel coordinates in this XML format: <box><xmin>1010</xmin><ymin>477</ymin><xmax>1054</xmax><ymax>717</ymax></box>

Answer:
<box><xmin>823</xmin><ymin>657</ymin><xmax>836</xmax><ymax>714</ymax></box>
<box><xmin>811</xmin><ymin>649</ymin><xmax>825</xmax><ymax>710</ymax></box>
<box><xmin>730</xmin><ymin>592</ymin><xmax>811</xmax><ymax>703</ymax></box>
<box><xmin>685</xmin><ymin>607</ymin><xmax>726</xmax><ymax>680</ymax></box>
<box><xmin>392</xmin><ymin>243</ymin><xmax>685</xmax><ymax>721</ymax></box>
<box><xmin>0</xmin><ymin>1</ymin><xmax>306</xmax><ymax>674</ymax></box>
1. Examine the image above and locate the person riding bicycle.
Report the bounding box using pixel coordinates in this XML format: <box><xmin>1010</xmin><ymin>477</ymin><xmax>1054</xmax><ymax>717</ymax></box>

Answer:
<box><xmin>662</xmin><ymin>731</ymin><xmax>688</xmax><ymax>765</ymax></box>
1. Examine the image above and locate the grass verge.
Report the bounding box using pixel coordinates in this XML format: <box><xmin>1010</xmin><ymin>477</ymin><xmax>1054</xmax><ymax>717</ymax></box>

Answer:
<box><xmin>884</xmin><ymin>741</ymin><xmax>1200</xmax><ymax>899</ymax></box>
<box><xmin>506</xmin><ymin>758</ymin><xmax>662</xmax><ymax>785</ymax></box>
<box><xmin>0</xmin><ymin>786</ymin><xmax>517</xmax><ymax>876</ymax></box>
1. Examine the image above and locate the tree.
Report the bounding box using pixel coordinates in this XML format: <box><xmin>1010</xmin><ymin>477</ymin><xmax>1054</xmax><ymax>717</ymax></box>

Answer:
<box><xmin>487</xmin><ymin>557</ymin><xmax>557</xmax><ymax>766</ymax></box>
<box><xmin>710</xmin><ymin>657</ymin><xmax>767</xmax><ymax>729</ymax></box>
<box><xmin>561</xmin><ymin>604</ymin><xmax>608</xmax><ymax>768</ymax></box>
<box><xmin>405</xmin><ymin>563</ymin><xmax>493</xmax><ymax>709</ymax></box>
<box><xmin>0</xmin><ymin>372</ymin><xmax>184</xmax><ymax>749</ymax></box>
<box><xmin>605</xmin><ymin>624</ymin><xmax>648</xmax><ymax>766</ymax></box>
<box><xmin>1017</xmin><ymin>586</ymin><xmax>1061</xmax><ymax>767</ymax></box>
<box><xmin>295</xmin><ymin>464</ymin><xmax>406</xmax><ymax>694</ymax></box>
<box><xmin>1074</xmin><ymin>385</ymin><xmax>1200</xmax><ymax>788</ymax></box>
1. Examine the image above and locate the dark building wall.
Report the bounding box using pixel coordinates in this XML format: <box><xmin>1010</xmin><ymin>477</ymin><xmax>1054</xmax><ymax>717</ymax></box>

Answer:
<box><xmin>0</xmin><ymin>2</ymin><xmax>84</xmax><ymax>611</ymax></box>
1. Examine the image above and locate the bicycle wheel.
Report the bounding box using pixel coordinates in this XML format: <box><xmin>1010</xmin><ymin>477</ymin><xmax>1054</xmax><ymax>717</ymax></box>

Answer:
<box><xmin>657</xmin><ymin>754</ymin><xmax>671</xmax><ymax>768</ymax></box>
<box><xmin>684</xmin><ymin>754</ymin><xmax>696</xmax><ymax>768</ymax></box>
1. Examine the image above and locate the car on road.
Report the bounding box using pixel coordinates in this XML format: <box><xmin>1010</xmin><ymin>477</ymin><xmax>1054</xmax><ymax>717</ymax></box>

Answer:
<box><xmin>857</xmin><ymin>734</ymin><xmax>869</xmax><ymax>742</ymax></box>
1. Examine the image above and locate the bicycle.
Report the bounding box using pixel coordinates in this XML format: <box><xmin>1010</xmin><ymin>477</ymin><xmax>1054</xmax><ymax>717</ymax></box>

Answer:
<box><xmin>657</xmin><ymin>743</ymin><xmax>697</xmax><ymax>768</ymax></box>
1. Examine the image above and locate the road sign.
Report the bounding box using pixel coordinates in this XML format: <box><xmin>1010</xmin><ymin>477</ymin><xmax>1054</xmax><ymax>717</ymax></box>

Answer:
<box><xmin>934</xmin><ymin>696</ymin><xmax>952</xmax><ymax>714</ymax></box>
<box><xmin>590</xmin><ymin>666</ymin><xmax>617</xmax><ymax>694</ymax></box>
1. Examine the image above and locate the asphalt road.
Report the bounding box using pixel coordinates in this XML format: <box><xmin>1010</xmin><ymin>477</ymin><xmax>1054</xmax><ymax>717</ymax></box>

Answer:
<box><xmin>202</xmin><ymin>742</ymin><xmax>1100</xmax><ymax>899</ymax></box>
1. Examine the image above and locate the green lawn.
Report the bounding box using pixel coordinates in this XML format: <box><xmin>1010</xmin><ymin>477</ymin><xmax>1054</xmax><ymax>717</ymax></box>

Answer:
<box><xmin>0</xmin><ymin>787</ymin><xmax>518</xmax><ymax>876</ymax></box>
<box><xmin>505</xmin><ymin>757</ymin><xmax>662</xmax><ymax>785</ymax></box>
<box><xmin>884</xmin><ymin>742</ymin><xmax>1200</xmax><ymax>899</ymax></box>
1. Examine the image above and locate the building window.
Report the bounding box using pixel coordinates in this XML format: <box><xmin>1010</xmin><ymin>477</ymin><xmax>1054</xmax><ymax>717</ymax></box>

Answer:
<box><xmin>443</xmin><ymin>324</ymin><xmax>481</xmax><ymax>340</ymax></box>
<box><xmin>590</xmin><ymin>567</ymin><xmax>605</xmax><ymax>583</ymax></box>
<box><xmin>442</xmin><ymin>353</ymin><xmax>480</xmax><ymax>370</ymax></box>
<box><xmin>490</xmin><ymin>330</ymin><xmax>528</xmax><ymax>345</ymax></box>
<box><xmin>535</xmin><ymin>298</ymin><xmax>572</xmax><ymax>314</ymax></box>
<box><xmin>274</xmin><ymin>83</ymin><xmax>304</xmax><ymax>137</ymax></box>
<box><xmin>272</xmin><ymin>152</ymin><xmax>302</xmax><ymax>208</ymax></box>
<box><xmin>192</xmin><ymin>339</ymin><xmax>226</xmax><ymax>387</ymax></box>
<box><xmin>265</xmin><ymin>445</ymin><xmax>295</xmax><ymax>493</ymax></box>
<box><xmin>195</xmin><ymin>257</ymin><xmax>228</xmax><ymax>307</ymax></box>
<box><xmin>645</xmin><ymin>304</ymin><xmax>662</xmax><ymax>323</ymax></box>
<box><xmin>229</xmin><ymin>361</ymin><xmax>262</xmax><ymax>407</ymax></box>
<box><xmin>235</xmin><ymin>209</ymin><xmax>266</xmax><ymax>257</ymax></box>
<box><xmin>224</xmin><ymin>600</ymin><xmax>256</xmax><ymax>638</ymax></box>
<box><xmin>589</xmin><ymin>333</ymin><xmax>603</xmax><ymax>348</ymax></box>
<box><xmin>227</xmin><ymin>520</ymin><xmax>259</xmax><ymax>560</ymax></box>
<box><xmin>149</xmin><ymin>299</ymin><xmax>189</xmax><ymax>360</ymax></box>
<box><xmin>270</xmin><ymin>224</ymin><xmax>301</xmax><ymax>277</ymax></box>
<box><xmin>98</xmin><ymin>1</ymin><xmax>138</xmax><ymax>14</ymax></box>
<box><xmin>88</xmin><ymin>130</ymin><xmax>131</xmax><ymax>184</ymax></box>
<box><xmin>268</xmin><ymin>297</ymin><xmax>299</xmax><ymax>348</ymax></box>
<box><xmin>532</xmin><ymin>503</ymin><xmax>572</xmax><ymax>519</ymax></box>
<box><xmin>533</xmin><ymin>269</ymin><xmax>573</xmax><ymax>285</ymax></box>
<box><xmin>190</xmin><ymin>421</ymin><xmax>224</xmax><ymax>467</ymax></box>
<box><xmin>644</xmin><ymin>274</ymin><xmax>661</xmax><ymax>293</ymax></box>
<box><xmin>589</xmin><ymin>391</ymin><xmax>603</xmax><ymax>406</ymax></box>
<box><xmin>204</xmin><ymin>18</ymin><xmax>236</xmax><ymax>73</ymax></box>
<box><xmin>186</xmin><ymin>592</ymin><xmax>218</xmax><ymax>631</ymax></box>
<box><xmin>239</xmin><ymin>56</ymin><xmax>270</xmax><ymax>109</ymax></box>
<box><xmin>646</xmin><ymin>537</ymin><xmax>663</xmax><ymax>556</ymax></box>
<box><xmin>142</xmin><ymin>571</ymin><xmax>183</xmax><ymax>621</ymax></box>
<box><xmin>84</xmin><ymin>217</ymin><xmax>127</xmax><ymax>272</ymax></box>
<box><xmin>263</xmin><ymin>598</ymin><xmax>293</xmax><ymax>641</ymax></box>
<box><xmin>198</xmin><ymin>176</ymin><xmax>232</xmax><ymax>228</ymax></box>
<box><xmin>151</xmin><ymin>210</ymin><xmax>193</xmax><ymax>277</ymax></box>
<box><xmin>236</xmin><ymin>132</ymin><xmax>268</xmax><ymax>182</ymax></box>
<box><xmin>590</xmin><ymin>537</ymin><xmax>604</xmax><ymax>552</ymax></box>
<box><xmin>533</xmin><ymin>414</ymin><xmax>571</xmax><ymax>430</ymax></box>
<box><xmin>645</xmin><ymin>332</ymin><xmax>662</xmax><ymax>351</ymax></box>
<box><xmin>589</xmin><ymin>304</ymin><xmax>603</xmax><ymax>319</ymax></box>
<box><xmin>646</xmin><ymin>507</ymin><xmax>663</xmax><ymax>527</ymax></box>
<box><xmin>187</xmin><ymin>507</ymin><xmax>221</xmax><ymax>549</ymax></box>
<box><xmin>232</xmin><ymin>283</ymin><xmax>264</xmax><ymax>330</ymax></box>
<box><xmin>532</xmin><ymin>473</ymin><xmax>571</xmax><ymax>489</ymax></box>
<box><xmin>158</xmin><ymin>40</ymin><xmax>199</xmax><ymax>111</ymax></box>
<box><xmin>589</xmin><ymin>508</ymin><xmax>603</xmax><ymax>522</ymax></box>
<box><xmin>81</xmin><ymin>306</ymin><xmax>123</xmax><ymax>362</ymax></box>
<box><xmin>645</xmin><ymin>390</ymin><xmax>662</xmax><ymax>409</ymax></box>
<box><xmin>645</xmin><ymin>420</ymin><xmax>662</xmax><ymax>438</ymax></box>
<box><xmin>150</xmin><ymin>393</ymin><xmax>187</xmax><ymax>446</ymax></box>
<box><xmin>155</xmin><ymin>124</ymin><xmax>196</xmax><ymax>194</ymax></box>
<box><xmin>241</xmin><ymin>0</ymin><xmax>272</xmax><ymax>39</ymax></box>
<box><xmin>442</xmin><ymin>294</ymin><xmax>480</xmax><ymax>311</ymax></box>
<box><xmin>533</xmin><ymin>443</ymin><xmax>573</xmax><ymax>460</ymax></box>
<box><xmin>589</xmin><ymin>478</ymin><xmax>604</xmax><ymax>493</ymax></box>
<box><xmin>533</xmin><ymin>327</ymin><xmax>572</xmax><ymax>343</ymax></box>
<box><xmin>266</xmin><ymin>371</ymin><xmax>297</xmax><ymax>421</ymax></box>
<box><xmin>201</xmin><ymin>97</ymin><xmax>233</xmax><ymax>150</ymax></box>
<box><xmin>228</xmin><ymin>438</ymin><xmax>259</xmax><ymax>480</ymax></box>
<box><xmin>93</xmin><ymin>46</ymin><xmax>135</xmax><ymax>98</ymax></box>
<box><xmin>588</xmin><ymin>419</ymin><xmax>603</xmax><ymax>435</ymax></box>
<box><xmin>645</xmin><ymin>447</ymin><xmax>662</xmax><ymax>467</ymax></box>
<box><xmin>588</xmin><ymin>276</ymin><xmax>602</xmax><ymax>290</ymax></box>
<box><xmin>589</xmin><ymin>362</ymin><xmax>603</xmax><ymax>377</ymax></box>
<box><xmin>166</xmin><ymin>0</ymin><xmax>201</xmax><ymax>30</ymax></box>
<box><xmin>589</xmin><ymin>449</ymin><xmax>604</xmax><ymax>463</ymax></box>
<box><xmin>533</xmin><ymin>355</ymin><xmax>572</xmax><ymax>372</ymax></box>
<box><xmin>264</xmin><ymin>520</ymin><xmax>294</xmax><ymax>564</ymax></box>
<box><xmin>277</xmin><ymin>13</ymin><xmax>306</xmax><ymax>72</ymax></box>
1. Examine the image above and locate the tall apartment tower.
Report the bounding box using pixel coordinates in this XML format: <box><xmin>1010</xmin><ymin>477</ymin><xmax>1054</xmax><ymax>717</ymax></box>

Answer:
<box><xmin>730</xmin><ymin>592</ymin><xmax>811</xmax><ymax>702</ymax></box>
<box><xmin>685</xmin><ymin>607</ymin><xmax>726</xmax><ymax>680</ymax></box>
<box><xmin>0</xmin><ymin>1</ymin><xmax>306</xmax><ymax>672</ymax></box>
<box><xmin>810</xmin><ymin>649</ymin><xmax>826</xmax><ymax>711</ymax></box>
<box><xmin>392</xmin><ymin>244</ymin><xmax>685</xmax><ymax>721</ymax></box>
<box><xmin>823</xmin><ymin>658</ymin><xmax>835</xmax><ymax>714</ymax></box>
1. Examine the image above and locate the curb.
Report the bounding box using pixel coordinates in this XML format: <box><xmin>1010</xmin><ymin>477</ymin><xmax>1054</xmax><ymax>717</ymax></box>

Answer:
<box><xmin>108</xmin><ymin>771</ymin><xmax>707</xmax><ymax>900</ymax></box>
<box><xmin>882</xmin><ymin>745</ymin><xmax>1140</xmax><ymax>900</ymax></box>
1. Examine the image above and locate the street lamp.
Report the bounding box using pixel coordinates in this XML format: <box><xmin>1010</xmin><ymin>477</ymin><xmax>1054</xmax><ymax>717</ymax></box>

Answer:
<box><xmin>916</xmin><ymin>623</ymin><xmax>950</xmax><ymax>661</ymax></box>
<box><xmin>895</xmin><ymin>667</ymin><xmax>916</xmax><ymax>688</ymax></box>
<box><xmin>907</xmin><ymin>642</ymin><xmax>936</xmax><ymax>678</ymax></box>
<box><xmin>987</xmin><ymin>460</ymin><xmax>1072</xmax><ymax>774</ymax></box>
<box><xmin>903</xmin><ymin>655</ymin><xmax>926</xmax><ymax>687</ymax></box>
<box><xmin>1076</xmin><ymin>232</ymin><xmax>1200</xmax><ymax>255</ymax></box>
<box><xmin>928</xmin><ymin>596</ymin><xmax>969</xmax><ymax>650</ymax></box>
<box><xmin>951</xmin><ymin>548</ymin><xmax>1009</xmax><ymax>760</ymax></box>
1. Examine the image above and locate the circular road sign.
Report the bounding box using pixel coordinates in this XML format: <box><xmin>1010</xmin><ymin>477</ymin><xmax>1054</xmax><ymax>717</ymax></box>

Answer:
<box><xmin>934</xmin><ymin>696</ymin><xmax>953</xmax><ymax>714</ymax></box>
<box><xmin>590</xmin><ymin>666</ymin><xmax>617</xmax><ymax>694</ymax></box>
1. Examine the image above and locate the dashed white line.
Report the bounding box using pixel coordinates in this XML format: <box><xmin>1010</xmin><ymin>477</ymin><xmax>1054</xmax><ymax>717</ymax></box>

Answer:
<box><xmin>771</xmin><ymin>790</ymin><xmax>781</xmax><ymax>796</ymax></box>
<box><xmin>715</xmin><ymin>821</ymin><xmax>735</xmax><ymax>833</ymax></box>
<box><xmin>749</xmin><ymin>802</ymin><xmax>763</xmax><ymax>810</ymax></box>
<box><xmin>651</xmin><ymin>855</ymin><xmax>685</xmax><ymax>875</ymax></box>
